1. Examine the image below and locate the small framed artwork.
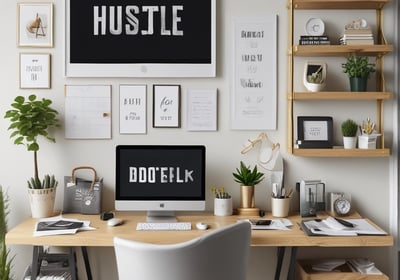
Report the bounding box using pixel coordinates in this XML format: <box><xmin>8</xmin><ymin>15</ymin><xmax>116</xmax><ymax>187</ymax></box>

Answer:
<box><xmin>187</xmin><ymin>89</ymin><xmax>218</xmax><ymax>131</ymax></box>
<box><xmin>119</xmin><ymin>85</ymin><xmax>147</xmax><ymax>134</ymax></box>
<box><xmin>153</xmin><ymin>85</ymin><xmax>181</xmax><ymax>128</ymax></box>
<box><xmin>297</xmin><ymin>116</ymin><xmax>333</xmax><ymax>148</ymax></box>
<box><xmin>19</xmin><ymin>53</ymin><xmax>51</xmax><ymax>89</ymax></box>
<box><xmin>18</xmin><ymin>3</ymin><xmax>53</xmax><ymax>47</ymax></box>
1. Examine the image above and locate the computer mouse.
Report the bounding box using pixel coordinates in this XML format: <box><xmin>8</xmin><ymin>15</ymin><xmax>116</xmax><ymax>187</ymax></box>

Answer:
<box><xmin>196</xmin><ymin>222</ymin><xmax>209</xmax><ymax>230</ymax></box>
<box><xmin>107</xmin><ymin>218</ymin><xmax>123</xmax><ymax>227</ymax></box>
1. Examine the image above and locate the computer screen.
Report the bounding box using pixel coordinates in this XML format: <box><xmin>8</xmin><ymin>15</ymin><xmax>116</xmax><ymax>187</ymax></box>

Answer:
<box><xmin>115</xmin><ymin>145</ymin><xmax>206</xmax><ymax>221</ymax></box>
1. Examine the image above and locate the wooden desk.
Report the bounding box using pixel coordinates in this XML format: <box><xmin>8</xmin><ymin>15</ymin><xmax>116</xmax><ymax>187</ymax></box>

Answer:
<box><xmin>6</xmin><ymin>211</ymin><xmax>393</xmax><ymax>280</ymax></box>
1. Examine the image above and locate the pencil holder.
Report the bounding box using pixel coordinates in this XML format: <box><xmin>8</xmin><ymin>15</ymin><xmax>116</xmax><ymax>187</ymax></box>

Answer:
<box><xmin>214</xmin><ymin>198</ymin><xmax>233</xmax><ymax>216</ymax></box>
<box><xmin>271</xmin><ymin>197</ymin><xmax>291</xmax><ymax>217</ymax></box>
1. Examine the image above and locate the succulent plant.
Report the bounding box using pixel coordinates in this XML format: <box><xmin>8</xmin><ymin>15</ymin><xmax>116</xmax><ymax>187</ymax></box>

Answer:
<box><xmin>341</xmin><ymin>119</ymin><xmax>358</xmax><ymax>137</ymax></box>
<box><xmin>233</xmin><ymin>161</ymin><xmax>264</xmax><ymax>186</ymax></box>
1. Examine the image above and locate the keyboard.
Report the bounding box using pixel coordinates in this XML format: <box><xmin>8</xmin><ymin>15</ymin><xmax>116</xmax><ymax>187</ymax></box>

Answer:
<box><xmin>136</xmin><ymin>222</ymin><xmax>192</xmax><ymax>231</ymax></box>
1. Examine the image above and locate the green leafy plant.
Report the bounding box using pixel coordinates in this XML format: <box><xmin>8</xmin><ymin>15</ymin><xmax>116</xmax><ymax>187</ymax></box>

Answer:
<box><xmin>342</xmin><ymin>56</ymin><xmax>375</xmax><ymax>78</ymax></box>
<box><xmin>0</xmin><ymin>186</ymin><xmax>13</xmax><ymax>280</ymax></box>
<box><xmin>211</xmin><ymin>187</ymin><xmax>231</xmax><ymax>199</ymax></box>
<box><xmin>341</xmin><ymin>119</ymin><xmax>358</xmax><ymax>137</ymax></box>
<box><xmin>232</xmin><ymin>161</ymin><xmax>264</xmax><ymax>186</ymax></box>
<box><xmin>4</xmin><ymin>95</ymin><xmax>60</xmax><ymax>189</ymax></box>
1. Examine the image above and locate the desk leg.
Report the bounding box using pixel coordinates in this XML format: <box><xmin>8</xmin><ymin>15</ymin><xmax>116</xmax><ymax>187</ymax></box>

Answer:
<box><xmin>31</xmin><ymin>246</ymin><xmax>41</xmax><ymax>279</ymax></box>
<box><xmin>286</xmin><ymin>247</ymin><xmax>298</xmax><ymax>280</ymax></box>
<box><xmin>81</xmin><ymin>246</ymin><xmax>93</xmax><ymax>280</ymax></box>
<box><xmin>275</xmin><ymin>247</ymin><xmax>285</xmax><ymax>280</ymax></box>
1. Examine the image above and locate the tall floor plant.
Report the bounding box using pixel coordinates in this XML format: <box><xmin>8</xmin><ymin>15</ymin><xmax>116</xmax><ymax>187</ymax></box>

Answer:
<box><xmin>0</xmin><ymin>186</ymin><xmax>13</xmax><ymax>280</ymax></box>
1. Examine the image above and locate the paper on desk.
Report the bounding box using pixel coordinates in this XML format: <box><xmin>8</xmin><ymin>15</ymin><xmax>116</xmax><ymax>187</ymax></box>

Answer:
<box><xmin>301</xmin><ymin>217</ymin><xmax>387</xmax><ymax>236</ymax></box>
<box><xmin>245</xmin><ymin>219</ymin><xmax>292</xmax><ymax>230</ymax></box>
<box><xmin>33</xmin><ymin>215</ymin><xmax>95</xmax><ymax>237</ymax></box>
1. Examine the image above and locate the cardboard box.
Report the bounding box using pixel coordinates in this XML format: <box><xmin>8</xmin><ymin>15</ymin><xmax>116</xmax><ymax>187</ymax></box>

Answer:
<box><xmin>296</xmin><ymin>260</ymin><xmax>389</xmax><ymax>280</ymax></box>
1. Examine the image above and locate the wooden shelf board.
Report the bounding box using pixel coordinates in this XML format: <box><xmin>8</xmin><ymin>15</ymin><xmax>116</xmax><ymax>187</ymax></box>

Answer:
<box><xmin>293</xmin><ymin>45</ymin><xmax>393</xmax><ymax>57</ymax></box>
<box><xmin>293</xmin><ymin>92</ymin><xmax>393</xmax><ymax>100</ymax></box>
<box><xmin>292</xmin><ymin>148</ymin><xmax>390</xmax><ymax>157</ymax></box>
<box><xmin>293</xmin><ymin>0</ymin><xmax>391</xmax><ymax>10</ymax></box>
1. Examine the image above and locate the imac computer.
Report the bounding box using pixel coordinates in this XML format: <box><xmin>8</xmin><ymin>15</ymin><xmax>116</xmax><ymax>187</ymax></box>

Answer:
<box><xmin>115</xmin><ymin>145</ymin><xmax>206</xmax><ymax>222</ymax></box>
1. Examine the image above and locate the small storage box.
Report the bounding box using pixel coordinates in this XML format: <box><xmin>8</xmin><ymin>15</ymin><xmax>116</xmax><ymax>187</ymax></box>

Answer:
<box><xmin>296</xmin><ymin>259</ymin><xmax>389</xmax><ymax>280</ymax></box>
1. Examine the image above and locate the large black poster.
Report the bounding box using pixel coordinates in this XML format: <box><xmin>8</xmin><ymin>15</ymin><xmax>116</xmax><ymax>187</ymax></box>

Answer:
<box><xmin>69</xmin><ymin>0</ymin><xmax>212</xmax><ymax>64</ymax></box>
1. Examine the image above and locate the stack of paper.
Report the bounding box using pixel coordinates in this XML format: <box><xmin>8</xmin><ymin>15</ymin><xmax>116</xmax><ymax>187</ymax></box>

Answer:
<box><xmin>301</xmin><ymin>216</ymin><xmax>387</xmax><ymax>236</ymax></box>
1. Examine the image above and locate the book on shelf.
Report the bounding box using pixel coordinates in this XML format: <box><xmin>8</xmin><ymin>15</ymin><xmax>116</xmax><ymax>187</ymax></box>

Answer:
<box><xmin>344</xmin><ymin>28</ymin><xmax>372</xmax><ymax>35</ymax></box>
<box><xmin>299</xmin><ymin>35</ymin><xmax>330</xmax><ymax>45</ymax></box>
<box><xmin>300</xmin><ymin>216</ymin><xmax>387</xmax><ymax>236</ymax></box>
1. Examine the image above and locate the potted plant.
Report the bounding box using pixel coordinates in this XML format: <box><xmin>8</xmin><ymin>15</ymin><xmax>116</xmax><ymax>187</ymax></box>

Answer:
<box><xmin>341</xmin><ymin>56</ymin><xmax>375</xmax><ymax>92</ymax></box>
<box><xmin>0</xmin><ymin>186</ymin><xmax>13</xmax><ymax>279</ymax></box>
<box><xmin>4</xmin><ymin>95</ymin><xmax>60</xmax><ymax>218</ymax></box>
<box><xmin>341</xmin><ymin>119</ymin><xmax>358</xmax><ymax>149</ymax></box>
<box><xmin>358</xmin><ymin>117</ymin><xmax>380</xmax><ymax>149</ymax></box>
<box><xmin>303</xmin><ymin>62</ymin><xmax>327</xmax><ymax>92</ymax></box>
<box><xmin>233</xmin><ymin>161</ymin><xmax>264</xmax><ymax>209</ymax></box>
<box><xmin>211</xmin><ymin>187</ymin><xmax>232</xmax><ymax>216</ymax></box>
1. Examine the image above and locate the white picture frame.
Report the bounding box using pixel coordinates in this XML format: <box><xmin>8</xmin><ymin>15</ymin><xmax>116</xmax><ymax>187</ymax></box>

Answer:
<box><xmin>187</xmin><ymin>89</ymin><xmax>218</xmax><ymax>131</ymax></box>
<box><xmin>19</xmin><ymin>53</ymin><xmax>51</xmax><ymax>89</ymax></box>
<box><xmin>119</xmin><ymin>85</ymin><xmax>147</xmax><ymax>134</ymax></box>
<box><xmin>18</xmin><ymin>3</ymin><xmax>53</xmax><ymax>47</ymax></box>
<box><xmin>153</xmin><ymin>85</ymin><xmax>181</xmax><ymax>128</ymax></box>
<box><xmin>231</xmin><ymin>16</ymin><xmax>277</xmax><ymax>130</ymax></box>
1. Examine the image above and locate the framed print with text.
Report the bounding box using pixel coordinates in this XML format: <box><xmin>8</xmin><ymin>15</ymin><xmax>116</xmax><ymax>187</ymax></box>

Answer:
<box><xmin>119</xmin><ymin>85</ymin><xmax>147</xmax><ymax>134</ymax></box>
<box><xmin>187</xmin><ymin>89</ymin><xmax>217</xmax><ymax>131</ymax></box>
<box><xmin>153</xmin><ymin>85</ymin><xmax>181</xmax><ymax>128</ymax></box>
<box><xmin>19</xmin><ymin>53</ymin><xmax>50</xmax><ymax>89</ymax></box>
<box><xmin>297</xmin><ymin>116</ymin><xmax>333</xmax><ymax>148</ymax></box>
<box><xmin>18</xmin><ymin>3</ymin><xmax>53</xmax><ymax>47</ymax></box>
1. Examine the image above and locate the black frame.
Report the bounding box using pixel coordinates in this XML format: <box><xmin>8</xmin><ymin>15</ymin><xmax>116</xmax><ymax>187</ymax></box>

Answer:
<box><xmin>297</xmin><ymin>116</ymin><xmax>333</xmax><ymax>148</ymax></box>
<box><xmin>152</xmin><ymin>85</ymin><xmax>181</xmax><ymax>128</ymax></box>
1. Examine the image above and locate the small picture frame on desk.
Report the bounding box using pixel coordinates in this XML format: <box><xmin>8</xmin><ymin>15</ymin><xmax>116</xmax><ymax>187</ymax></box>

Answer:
<box><xmin>297</xmin><ymin>116</ymin><xmax>333</xmax><ymax>148</ymax></box>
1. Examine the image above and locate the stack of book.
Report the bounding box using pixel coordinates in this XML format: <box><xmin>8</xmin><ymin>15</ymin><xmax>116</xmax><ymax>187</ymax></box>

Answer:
<box><xmin>299</xmin><ymin>35</ymin><xmax>330</xmax><ymax>45</ymax></box>
<box><xmin>339</xmin><ymin>28</ymin><xmax>374</xmax><ymax>45</ymax></box>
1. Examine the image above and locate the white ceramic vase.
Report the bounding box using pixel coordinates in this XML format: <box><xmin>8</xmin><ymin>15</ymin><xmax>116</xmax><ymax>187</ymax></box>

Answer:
<box><xmin>358</xmin><ymin>134</ymin><xmax>380</xmax><ymax>149</ymax></box>
<box><xmin>214</xmin><ymin>198</ymin><xmax>233</xmax><ymax>216</ymax></box>
<box><xmin>343</xmin><ymin>136</ymin><xmax>357</xmax><ymax>149</ymax></box>
<box><xmin>28</xmin><ymin>187</ymin><xmax>56</xmax><ymax>218</ymax></box>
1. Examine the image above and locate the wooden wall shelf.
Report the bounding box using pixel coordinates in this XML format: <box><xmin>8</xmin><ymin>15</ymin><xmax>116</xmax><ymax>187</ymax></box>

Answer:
<box><xmin>293</xmin><ymin>92</ymin><xmax>393</xmax><ymax>100</ymax></box>
<box><xmin>293</xmin><ymin>148</ymin><xmax>391</xmax><ymax>157</ymax></box>
<box><xmin>293</xmin><ymin>45</ymin><xmax>393</xmax><ymax>57</ymax></box>
<box><xmin>293</xmin><ymin>0</ymin><xmax>391</xmax><ymax>10</ymax></box>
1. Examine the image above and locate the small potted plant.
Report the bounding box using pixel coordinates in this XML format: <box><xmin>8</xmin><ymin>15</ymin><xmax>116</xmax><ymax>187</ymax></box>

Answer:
<box><xmin>358</xmin><ymin>117</ymin><xmax>380</xmax><ymax>149</ymax></box>
<box><xmin>211</xmin><ymin>187</ymin><xmax>232</xmax><ymax>216</ymax></box>
<box><xmin>233</xmin><ymin>161</ymin><xmax>264</xmax><ymax>209</ymax></box>
<box><xmin>341</xmin><ymin>119</ymin><xmax>358</xmax><ymax>149</ymax></box>
<box><xmin>303</xmin><ymin>62</ymin><xmax>327</xmax><ymax>92</ymax></box>
<box><xmin>4</xmin><ymin>95</ymin><xmax>60</xmax><ymax>218</ymax></box>
<box><xmin>342</xmin><ymin>56</ymin><xmax>375</xmax><ymax>92</ymax></box>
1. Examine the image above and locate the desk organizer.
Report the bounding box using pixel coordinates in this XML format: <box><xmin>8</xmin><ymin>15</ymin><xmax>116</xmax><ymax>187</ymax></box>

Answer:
<box><xmin>296</xmin><ymin>259</ymin><xmax>388</xmax><ymax>280</ymax></box>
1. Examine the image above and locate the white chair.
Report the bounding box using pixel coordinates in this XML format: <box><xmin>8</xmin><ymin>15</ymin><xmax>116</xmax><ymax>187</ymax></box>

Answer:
<box><xmin>113</xmin><ymin>221</ymin><xmax>251</xmax><ymax>280</ymax></box>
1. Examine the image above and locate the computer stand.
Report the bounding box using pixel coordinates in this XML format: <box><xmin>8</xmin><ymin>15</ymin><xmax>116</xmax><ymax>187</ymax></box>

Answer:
<box><xmin>146</xmin><ymin>211</ymin><xmax>178</xmax><ymax>222</ymax></box>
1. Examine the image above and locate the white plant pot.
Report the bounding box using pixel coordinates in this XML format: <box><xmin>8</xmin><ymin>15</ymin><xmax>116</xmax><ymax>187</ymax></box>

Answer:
<box><xmin>28</xmin><ymin>187</ymin><xmax>56</xmax><ymax>218</ymax></box>
<box><xmin>343</xmin><ymin>136</ymin><xmax>357</xmax><ymax>149</ymax></box>
<box><xmin>214</xmin><ymin>198</ymin><xmax>233</xmax><ymax>216</ymax></box>
<box><xmin>358</xmin><ymin>134</ymin><xmax>379</xmax><ymax>149</ymax></box>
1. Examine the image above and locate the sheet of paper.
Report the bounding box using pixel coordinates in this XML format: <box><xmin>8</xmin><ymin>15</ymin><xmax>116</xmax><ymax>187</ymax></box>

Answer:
<box><xmin>187</xmin><ymin>89</ymin><xmax>217</xmax><ymax>131</ymax></box>
<box><xmin>65</xmin><ymin>85</ymin><xmax>112</xmax><ymax>139</ymax></box>
<box><xmin>33</xmin><ymin>215</ymin><xmax>94</xmax><ymax>237</ymax></box>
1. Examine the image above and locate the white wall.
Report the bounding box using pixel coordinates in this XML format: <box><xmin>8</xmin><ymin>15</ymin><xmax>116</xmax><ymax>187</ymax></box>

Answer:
<box><xmin>0</xmin><ymin>1</ymin><xmax>397</xmax><ymax>279</ymax></box>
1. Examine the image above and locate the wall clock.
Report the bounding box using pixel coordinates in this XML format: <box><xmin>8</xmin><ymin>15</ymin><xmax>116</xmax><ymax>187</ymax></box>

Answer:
<box><xmin>305</xmin><ymin>18</ymin><xmax>325</xmax><ymax>36</ymax></box>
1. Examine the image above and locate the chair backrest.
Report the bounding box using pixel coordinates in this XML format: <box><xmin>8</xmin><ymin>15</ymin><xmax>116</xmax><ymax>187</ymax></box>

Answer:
<box><xmin>113</xmin><ymin>221</ymin><xmax>251</xmax><ymax>280</ymax></box>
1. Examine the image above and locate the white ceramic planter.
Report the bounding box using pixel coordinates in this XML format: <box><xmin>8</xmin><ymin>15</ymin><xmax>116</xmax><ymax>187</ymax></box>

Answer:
<box><xmin>214</xmin><ymin>198</ymin><xmax>233</xmax><ymax>216</ymax></box>
<box><xmin>28</xmin><ymin>187</ymin><xmax>56</xmax><ymax>218</ymax></box>
<box><xmin>358</xmin><ymin>134</ymin><xmax>380</xmax><ymax>149</ymax></box>
<box><xmin>343</xmin><ymin>136</ymin><xmax>357</xmax><ymax>149</ymax></box>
